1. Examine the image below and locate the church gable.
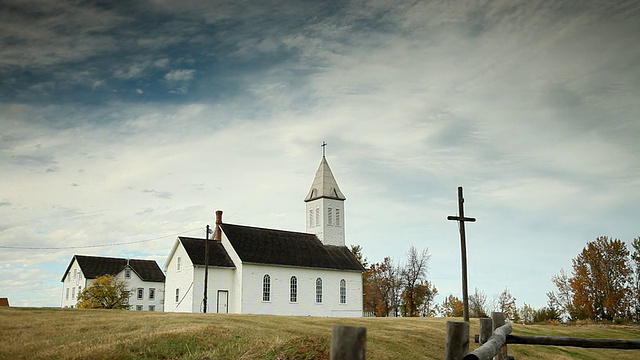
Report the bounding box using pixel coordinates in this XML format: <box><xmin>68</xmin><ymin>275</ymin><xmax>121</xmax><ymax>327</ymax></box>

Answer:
<box><xmin>220</xmin><ymin>223</ymin><xmax>363</xmax><ymax>272</ymax></box>
<box><xmin>178</xmin><ymin>237</ymin><xmax>235</xmax><ymax>268</ymax></box>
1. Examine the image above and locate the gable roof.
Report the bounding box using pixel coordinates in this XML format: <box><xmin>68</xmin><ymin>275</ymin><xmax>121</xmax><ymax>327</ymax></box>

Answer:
<box><xmin>178</xmin><ymin>237</ymin><xmax>235</xmax><ymax>268</ymax></box>
<box><xmin>61</xmin><ymin>255</ymin><xmax>165</xmax><ymax>282</ymax></box>
<box><xmin>304</xmin><ymin>156</ymin><xmax>346</xmax><ymax>202</ymax></box>
<box><xmin>220</xmin><ymin>223</ymin><xmax>363</xmax><ymax>271</ymax></box>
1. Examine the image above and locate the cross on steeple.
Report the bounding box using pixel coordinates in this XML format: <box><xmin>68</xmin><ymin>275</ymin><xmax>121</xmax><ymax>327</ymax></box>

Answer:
<box><xmin>447</xmin><ymin>186</ymin><xmax>476</xmax><ymax>323</ymax></box>
<box><xmin>321</xmin><ymin>141</ymin><xmax>327</xmax><ymax>157</ymax></box>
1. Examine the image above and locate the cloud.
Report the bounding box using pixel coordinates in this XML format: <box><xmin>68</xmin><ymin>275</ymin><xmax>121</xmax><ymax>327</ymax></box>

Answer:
<box><xmin>164</xmin><ymin>69</ymin><xmax>195</xmax><ymax>82</ymax></box>
<box><xmin>142</xmin><ymin>189</ymin><xmax>173</xmax><ymax>199</ymax></box>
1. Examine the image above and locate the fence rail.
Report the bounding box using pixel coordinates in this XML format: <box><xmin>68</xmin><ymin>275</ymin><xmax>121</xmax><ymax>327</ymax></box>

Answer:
<box><xmin>445</xmin><ymin>312</ymin><xmax>640</xmax><ymax>360</ymax></box>
<box><xmin>507</xmin><ymin>334</ymin><xmax>640</xmax><ymax>349</ymax></box>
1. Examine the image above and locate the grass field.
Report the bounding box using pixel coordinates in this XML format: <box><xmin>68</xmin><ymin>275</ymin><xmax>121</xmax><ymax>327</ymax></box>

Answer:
<box><xmin>1</xmin><ymin>307</ymin><xmax>639</xmax><ymax>359</ymax></box>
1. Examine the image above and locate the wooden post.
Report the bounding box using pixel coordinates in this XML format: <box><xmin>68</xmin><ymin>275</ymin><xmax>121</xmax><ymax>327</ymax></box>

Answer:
<box><xmin>491</xmin><ymin>312</ymin><xmax>507</xmax><ymax>360</ymax></box>
<box><xmin>479</xmin><ymin>318</ymin><xmax>493</xmax><ymax>345</ymax></box>
<box><xmin>444</xmin><ymin>321</ymin><xmax>469</xmax><ymax>360</ymax></box>
<box><xmin>331</xmin><ymin>325</ymin><xmax>366</xmax><ymax>360</ymax></box>
<box><xmin>447</xmin><ymin>186</ymin><xmax>476</xmax><ymax>322</ymax></box>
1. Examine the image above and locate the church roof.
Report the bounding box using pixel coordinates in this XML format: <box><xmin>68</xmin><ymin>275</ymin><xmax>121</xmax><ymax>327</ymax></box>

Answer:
<box><xmin>61</xmin><ymin>255</ymin><xmax>165</xmax><ymax>282</ymax></box>
<box><xmin>178</xmin><ymin>237</ymin><xmax>235</xmax><ymax>268</ymax></box>
<box><xmin>304</xmin><ymin>156</ymin><xmax>346</xmax><ymax>202</ymax></box>
<box><xmin>220</xmin><ymin>223</ymin><xmax>363</xmax><ymax>271</ymax></box>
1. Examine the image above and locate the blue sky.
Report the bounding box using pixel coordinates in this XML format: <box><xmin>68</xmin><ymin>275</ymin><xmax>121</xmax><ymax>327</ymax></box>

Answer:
<box><xmin>1</xmin><ymin>0</ymin><xmax>639</xmax><ymax>310</ymax></box>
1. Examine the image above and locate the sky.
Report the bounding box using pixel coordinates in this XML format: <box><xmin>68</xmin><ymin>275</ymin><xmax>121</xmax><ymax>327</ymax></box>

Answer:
<box><xmin>1</xmin><ymin>0</ymin><xmax>639</xmax><ymax>310</ymax></box>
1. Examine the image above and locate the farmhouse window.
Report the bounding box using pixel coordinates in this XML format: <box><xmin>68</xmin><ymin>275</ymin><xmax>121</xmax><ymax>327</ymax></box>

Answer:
<box><xmin>177</xmin><ymin>257</ymin><xmax>181</xmax><ymax>271</ymax></box>
<box><xmin>149</xmin><ymin>288</ymin><xmax>155</xmax><ymax>300</ymax></box>
<box><xmin>66</xmin><ymin>288</ymin><xmax>69</xmax><ymax>300</ymax></box>
<box><xmin>149</xmin><ymin>305</ymin><xmax>155</xmax><ymax>312</ymax></box>
<box><xmin>290</xmin><ymin>276</ymin><xmax>297</xmax><ymax>303</ymax></box>
<box><xmin>136</xmin><ymin>305</ymin><xmax>143</xmax><ymax>311</ymax></box>
<box><xmin>125</xmin><ymin>268</ymin><xmax>131</xmax><ymax>279</ymax></box>
<box><xmin>263</xmin><ymin>274</ymin><xmax>271</xmax><ymax>302</ymax></box>
<box><xmin>340</xmin><ymin>279</ymin><xmax>347</xmax><ymax>304</ymax></box>
<box><xmin>71</xmin><ymin>287</ymin><xmax>75</xmax><ymax>300</ymax></box>
<box><xmin>315</xmin><ymin>278</ymin><xmax>323</xmax><ymax>303</ymax></box>
<box><xmin>137</xmin><ymin>288</ymin><xmax>144</xmax><ymax>300</ymax></box>
<box><xmin>175</xmin><ymin>289</ymin><xmax>179</xmax><ymax>302</ymax></box>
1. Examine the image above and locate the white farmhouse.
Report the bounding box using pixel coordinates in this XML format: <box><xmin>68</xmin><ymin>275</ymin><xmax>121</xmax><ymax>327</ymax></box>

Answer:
<box><xmin>61</xmin><ymin>255</ymin><xmax>165</xmax><ymax>311</ymax></box>
<box><xmin>163</xmin><ymin>155</ymin><xmax>364</xmax><ymax>316</ymax></box>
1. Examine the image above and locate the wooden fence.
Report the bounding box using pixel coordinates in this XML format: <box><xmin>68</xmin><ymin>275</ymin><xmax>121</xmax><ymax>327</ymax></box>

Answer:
<box><xmin>331</xmin><ymin>311</ymin><xmax>640</xmax><ymax>360</ymax></box>
<box><xmin>445</xmin><ymin>312</ymin><xmax>640</xmax><ymax>360</ymax></box>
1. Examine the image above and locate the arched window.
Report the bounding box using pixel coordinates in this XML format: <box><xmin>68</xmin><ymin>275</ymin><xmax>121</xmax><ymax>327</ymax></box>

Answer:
<box><xmin>335</xmin><ymin>208</ymin><xmax>341</xmax><ymax>227</ymax></box>
<box><xmin>309</xmin><ymin>208</ymin><xmax>314</xmax><ymax>227</ymax></box>
<box><xmin>339</xmin><ymin>279</ymin><xmax>347</xmax><ymax>304</ymax></box>
<box><xmin>263</xmin><ymin>274</ymin><xmax>271</xmax><ymax>302</ymax></box>
<box><xmin>290</xmin><ymin>276</ymin><xmax>297</xmax><ymax>303</ymax></box>
<box><xmin>328</xmin><ymin>207</ymin><xmax>333</xmax><ymax>226</ymax></box>
<box><xmin>315</xmin><ymin>278</ymin><xmax>323</xmax><ymax>303</ymax></box>
<box><xmin>315</xmin><ymin>207</ymin><xmax>320</xmax><ymax>226</ymax></box>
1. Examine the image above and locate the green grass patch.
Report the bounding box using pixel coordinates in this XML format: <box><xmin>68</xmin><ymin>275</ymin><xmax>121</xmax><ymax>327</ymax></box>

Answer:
<box><xmin>1</xmin><ymin>308</ymin><xmax>639</xmax><ymax>359</ymax></box>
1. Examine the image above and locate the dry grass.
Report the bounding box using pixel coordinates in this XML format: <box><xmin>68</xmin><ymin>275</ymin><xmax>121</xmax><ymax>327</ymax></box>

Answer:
<box><xmin>1</xmin><ymin>307</ymin><xmax>639</xmax><ymax>359</ymax></box>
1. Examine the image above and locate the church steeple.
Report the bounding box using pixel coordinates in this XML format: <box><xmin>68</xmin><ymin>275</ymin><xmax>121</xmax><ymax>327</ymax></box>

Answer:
<box><xmin>305</xmin><ymin>146</ymin><xmax>346</xmax><ymax>246</ymax></box>
<box><xmin>304</xmin><ymin>156</ymin><xmax>346</xmax><ymax>202</ymax></box>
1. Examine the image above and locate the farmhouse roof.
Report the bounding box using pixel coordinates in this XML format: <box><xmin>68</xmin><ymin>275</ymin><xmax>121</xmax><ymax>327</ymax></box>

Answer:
<box><xmin>304</xmin><ymin>156</ymin><xmax>346</xmax><ymax>202</ymax></box>
<box><xmin>178</xmin><ymin>237</ymin><xmax>235</xmax><ymax>268</ymax></box>
<box><xmin>220</xmin><ymin>223</ymin><xmax>364</xmax><ymax>271</ymax></box>
<box><xmin>61</xmin><ymin>255</ymin><xmax>165</xmax><ymax>282</ymax></box>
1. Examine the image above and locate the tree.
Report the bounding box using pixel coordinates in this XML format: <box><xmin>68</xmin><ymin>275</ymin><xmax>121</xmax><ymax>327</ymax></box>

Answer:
<box><xmin>441</xmin><ymin>294</ymin><xmax>464</xmax><ymax>317</ymax></box>
<box><xmin>414</xmin><ymin>280</ymin><xmax>439</xmax><ymax>317</ymax></box>
<box><xmin>570</xmin><ymin>236</ymin><xmax>632</xmax><ymax>321</ymax></box>
<box><xmin>495</xmin><ymin>287</ymin><xmax>518</xmax><ymax>321</ymax></box>
<box><xmin>77</xmin><ymin>274</ymin><xmax>130</xmax><ymax>309</ymax></box>
<box><xmin>363</xmin><ymin>259</ymin><xmax>391</xmax><ymax>316</ymax></box>
<box><xmin>630</xmin><ymin>237</ymin><xmax>640</xmax><ymax>322</ymax></box>
<box><xmin>469</xmin><ymin>287</ymin><xmax>488</xmax><ymax>318</ymax></box>
<box><xmin>349</xmin><ymin>244</ymin><xmax>369</xmax><ymax>268</ymax></box>
<box><xmin>401</xmin><ymin>246</ymin><xmax>431</xmax><ymax>316</ymax></box>
<box><xmin>547</xmin><ymin>269</ymin><xmax>574</xmax><ymax>320</ymax></box>
<box><xmin>387</xmin><ymin>258</ymin><xmax>404</xmax><ymax>317</ymax></box>
<box><xmin>518</xmin><ymin>303</ymin><xmax>535</xmax><ymax>324</ymax></box>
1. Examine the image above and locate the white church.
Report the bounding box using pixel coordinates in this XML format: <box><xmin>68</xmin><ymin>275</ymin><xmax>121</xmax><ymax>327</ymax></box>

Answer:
<box><xmin>162</xmin><ymin>154</ymin><xmax>365</xmax><ymax>316</ymax></box>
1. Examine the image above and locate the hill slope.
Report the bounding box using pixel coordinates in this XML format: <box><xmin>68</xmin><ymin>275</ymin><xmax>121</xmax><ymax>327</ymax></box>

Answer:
<box><xmin>1</xmin><ymin>308</ymin><xmax>639</xmax><ymax>359</ymax></box>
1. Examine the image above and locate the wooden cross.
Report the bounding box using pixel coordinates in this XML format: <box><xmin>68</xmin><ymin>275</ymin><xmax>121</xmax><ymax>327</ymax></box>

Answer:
<box><xmin>447</xmin><ymin>186</ymin><xmax>476</xmax><ymax>322</ymax></box>
<box><xmin>321</xmin><ymin>141</ymin><xmax>327</xmax><ymax>157</ymax></box>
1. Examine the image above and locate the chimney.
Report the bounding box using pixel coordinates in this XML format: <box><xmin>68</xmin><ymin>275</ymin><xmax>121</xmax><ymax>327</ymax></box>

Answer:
<box><xmin>213</xmin><ymin>210</ymin><xmax>223</xmax><ymax>241</ymax></box>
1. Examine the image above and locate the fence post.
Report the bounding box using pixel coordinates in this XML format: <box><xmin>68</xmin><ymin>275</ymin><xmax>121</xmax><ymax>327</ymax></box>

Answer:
<box><xmin>444</xmin><ymin>321</ymin><xmax>469</xmax><ymax>360</ymax></box>
<box><xmin>491</xmin><ymin>312</ymin><xmax>507</xmax><ymax>360</ymax></box>
<box><xmin>331</xmin><ymin>324</ymin><xmax>366</xmax><ymax>360</ymax></box>
<box><xmin>479</xmin><ymin>318</ymin><xmax>492</xmax><ymax>344</ymax></box>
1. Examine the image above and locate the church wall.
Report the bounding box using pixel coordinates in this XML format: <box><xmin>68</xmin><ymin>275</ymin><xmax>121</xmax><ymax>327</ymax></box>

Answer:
<box><xmin>220</xmin><ymin>232</ymin><xmax>243</xmax><ymax>314</ymax></box>
<box><xmin>241</xmin><ymin>264</ymin><xmax>362</xmax><ymax>317</ymax></box>
<box><xmin>191</xmin><ymin>267</ymin><xmax>234</xmax><ymax>313</ymax></box>
<box><xmin>163</xmin><ymin>243</ymin><xmax>195</xmax><ymax>312</ymax></box>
